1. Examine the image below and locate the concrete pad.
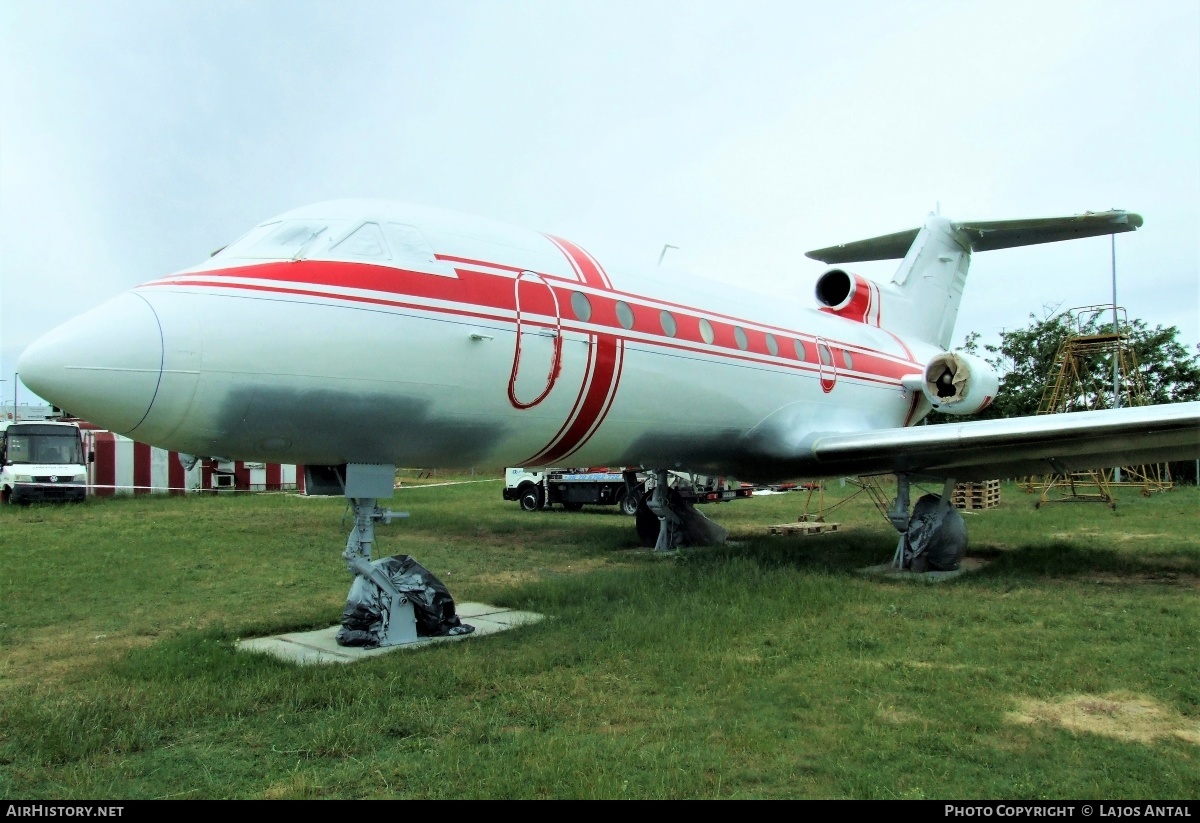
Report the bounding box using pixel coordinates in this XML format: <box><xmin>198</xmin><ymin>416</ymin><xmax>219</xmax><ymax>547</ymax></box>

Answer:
<box><xmin>858</xmin><ymin>556</ymin><xmax>988</xmax><ymax>582</ymax></box>
<box><xmin>236</xmin><ymin>602</ymin><xmax>544</xmax><ymax>665</ymax></box>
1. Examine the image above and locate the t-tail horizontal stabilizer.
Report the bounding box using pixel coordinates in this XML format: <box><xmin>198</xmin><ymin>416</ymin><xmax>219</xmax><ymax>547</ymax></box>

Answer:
<box><xmin>805</xmin><ymin>210</ymin><xmax>1143</xmax><ymax>264</ymax></box>
<box><xmin>804</xmin><ymin>210</ymin><xmax>1143</xmax><ymax>349</ymax></box>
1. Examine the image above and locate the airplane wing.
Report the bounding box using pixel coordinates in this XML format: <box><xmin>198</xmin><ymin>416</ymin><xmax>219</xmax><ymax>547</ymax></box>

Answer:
<box><xmin>783</xmin><ymin>402</ymin><xmax>1200</xmax><ymax>481</ymax></box>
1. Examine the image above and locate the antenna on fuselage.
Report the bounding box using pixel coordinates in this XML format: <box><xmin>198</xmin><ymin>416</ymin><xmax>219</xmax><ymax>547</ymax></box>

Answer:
<box><xmin>657</xmin><ymin>244</ymin><xmax>678</xmax><ymax>266</ymax></box>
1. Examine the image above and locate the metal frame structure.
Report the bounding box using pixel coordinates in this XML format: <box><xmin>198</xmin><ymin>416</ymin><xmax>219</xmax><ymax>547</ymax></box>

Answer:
<box><xmin>1028</xmin><ymin>305</ymin><xmax>1172</xmax><ymax>507</ymax></box>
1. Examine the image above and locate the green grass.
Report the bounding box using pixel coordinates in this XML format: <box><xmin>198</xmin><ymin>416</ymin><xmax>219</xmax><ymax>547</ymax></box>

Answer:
<box><xmin>0</xmin><ymin>478</ymin><xmax>1197</xmax><ymax>799</ymax></box>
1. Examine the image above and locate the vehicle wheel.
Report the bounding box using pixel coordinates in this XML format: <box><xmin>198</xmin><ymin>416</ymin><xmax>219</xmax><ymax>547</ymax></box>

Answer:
<box><xmin>563</xmin><ymin>502</ymin><xmax>584</xmax><ymax>512</ymax></box>
<box><xmin>519</xmin><ymin>485</ymin><xmax>543</xmax><ymax>512</ymax></box>
<box><xmin>1</xmin><ymin>487</ymin><xmax>10</xmax><ymax>505</ymax></box>
<box><xmin>619</xmin><ymin>490</ymin><xmax>640</xmax><ymax>517</ymax></box>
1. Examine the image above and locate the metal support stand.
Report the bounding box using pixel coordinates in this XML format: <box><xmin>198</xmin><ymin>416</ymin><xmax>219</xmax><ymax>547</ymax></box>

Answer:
<box><xmin>936</xmin><ymin>478</ymin><xmax>956</xmax><ymax>517</ymax></box>
<box><xmin>646</xmin><ymin>468</ymin><xmax>684</xmax><ymax>551</ymax></box>
<box><xmin>341</xmin><ymin>496</ymin><xmax>417</xmax><ymax>647</ymax></box>
<box><xmin>637</xmin><ymin>468</ymin><xmax>729</xmax><ymax>550</ymax></box>
<box><xmin>890</xmin><ymin>475</ymin><xmax>963</xmax><ymax>571</ymax></box>
<box><xmin>889</xmin><ymin>474</ymin><xmax>912</xmax><ymax>569</ymax></box>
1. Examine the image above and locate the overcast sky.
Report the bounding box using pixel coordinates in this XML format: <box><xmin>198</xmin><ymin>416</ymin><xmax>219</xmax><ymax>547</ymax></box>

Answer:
<box><xmin>2</xmin><ymin>0</ymin><xmax>1197</xmax><ymax>407</ymax></box>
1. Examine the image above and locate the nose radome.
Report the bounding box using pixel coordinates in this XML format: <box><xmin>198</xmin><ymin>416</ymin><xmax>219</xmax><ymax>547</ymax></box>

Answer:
<box><xmin>19</xmin><ymin>292</ymin><xmax>164</xmax><ymax>434</ymax></box>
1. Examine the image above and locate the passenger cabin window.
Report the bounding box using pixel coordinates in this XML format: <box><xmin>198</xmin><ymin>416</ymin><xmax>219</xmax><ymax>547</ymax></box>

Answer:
<box><xmin>571</xmin><ymin>291</ymin><xmax>593</xmax><ymax>322</ymax></box>
<box><xmin>818</xmin><ymin>343</ymin><xmax>833</xmax><ymax>366</ymax></box>
<box><xmin>660</xmin><ymin>311</ymin><xmax>677</xmax><ymax>337</ymax></box>
<box><xmin>330</xmin><ymin>223</ymin><xmax>390</xmax><ymax>260</ymax></box>
<box><xmin>616</xmin><ymin>301</ymin><xmax>635</xmax><ymax>330</ymax></box>
<box><xmin>699</xmin><ymin>319</ymin><xmax>715</xmax><ymax>345</ymax></box>
<box><xmin>794</xmin><ymin>339</ymin><xmax>807</xmax><ymax>360</ymax></box>
<box><xmin>765</xmin><ymin>333</ymin><xmax>779</xmax><ymax>356</ymax></box>
<box><xmin>734</xmin><ymin>327</ymin><xmax>749</xmax><ymax>351</ymax></box>
<box><xmin>843</xmin><ymin>351</ymin><xmax>854</xmax><ymax>370</ymax></box>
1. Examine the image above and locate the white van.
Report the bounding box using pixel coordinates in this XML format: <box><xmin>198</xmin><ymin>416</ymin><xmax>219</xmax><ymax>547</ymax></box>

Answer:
<box><xmin>0</xmin><ymin>420</ymin><xmax>90</xmax><ymax>504</ymax></box>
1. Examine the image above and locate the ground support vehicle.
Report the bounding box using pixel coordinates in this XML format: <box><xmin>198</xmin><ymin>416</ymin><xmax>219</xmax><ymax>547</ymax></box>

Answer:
<box><xmin>646</xmin><ymin>471</ymin><xmax>755</xmax><ymax>504</ymax></box>
<box><xmin>0</xmin><ymin>420</ymin><xmax>90</xmax><ymax>504</ymax></box>
<box><xmin>504</xmin><ymin>467</ymin><xmax>641</xmax><ymax>514</ymax></box>
<box><xmin>504</xmin><ymin>467</ymin><xmax>753</xmax><ymax>514</ymax></box>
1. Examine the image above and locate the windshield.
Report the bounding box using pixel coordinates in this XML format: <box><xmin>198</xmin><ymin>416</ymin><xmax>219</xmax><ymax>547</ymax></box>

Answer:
<box><xmin>215</xmin><ymin>219</ymin><xmax>351</xmax><ymax>261</ymax></box>
<box><xmin>4</xmin><ymin>432</ymin><xmax>84</xmax><ymax>465</ymax></box>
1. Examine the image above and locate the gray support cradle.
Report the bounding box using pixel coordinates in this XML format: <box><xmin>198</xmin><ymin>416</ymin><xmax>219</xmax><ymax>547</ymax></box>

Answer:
<box><xmin>338</xmin><ymin>464</ymin><xmax>417</xmax><ymax>647</ymax></box>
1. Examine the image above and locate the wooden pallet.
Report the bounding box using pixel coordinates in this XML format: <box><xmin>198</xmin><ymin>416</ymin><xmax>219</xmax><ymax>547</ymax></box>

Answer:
<box><xmin>767</xmin><ymin>521</ymin><xmax>840</xmax><ymax>535</ymax></box>
<box><xmin>952</xmin><ymin>480</ymin><xmax>1000</xmax><ymax>510</ymax></box>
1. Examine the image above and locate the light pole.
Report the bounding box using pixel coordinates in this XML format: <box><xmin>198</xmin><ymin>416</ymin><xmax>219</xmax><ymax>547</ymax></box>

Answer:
<box><xmin>1111</xmin><ymin>235</ymin><xmax>1121</xmax><ymax>484</ymax></box>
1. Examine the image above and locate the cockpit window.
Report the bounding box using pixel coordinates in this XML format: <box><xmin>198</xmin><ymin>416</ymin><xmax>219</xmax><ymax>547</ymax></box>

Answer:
<box><xmin>210</xmin><ymin>216</ymin><xmax>447</xmax><ymax>273</ymax></box>
<box><xmin>245</xmin><ymin>220</ymin><xmax>336</xmax><ymax>259</ymax></box>
<box><xmin>209</xmin><ymin>221</ymin><xmax>280</xmax><ymax>259</ymax></box>
<box><xmin>386</xmin><ymin>223</ymin><xmax>437</xmax><ymax>263</ymax></box>
<box><xmin>330</xmin><ymin>223</ymin><xmax>389</xmax><ymax>260</ymax></box>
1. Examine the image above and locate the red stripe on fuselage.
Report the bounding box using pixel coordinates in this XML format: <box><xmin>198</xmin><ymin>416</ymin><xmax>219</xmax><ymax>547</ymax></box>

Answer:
<box><xmin>148</xmin><ymin>269</ymin><xmax>917</xmax><ymax>385</ymax></box>
<box><xmin>530</xmin><ymin>336</ymin><xmax>598</xmax><ymax>462</ymax></box>
<box><xmin>150</xmin><ymin>260</ymin><xmax>914</xmax><ymax>368</ymax></box>
<box><xmin>527</xmin><ymin>335</ymin><xmax>623</xmax><ymax>465</ymax></box>
<box><xmin>521</xmin><ymin>236</ymin><xmax>620</xmax><ymax>463</ymax></box>
<box><xmin>902</xmin><ymin>392</ymin><xmax>923</xmax><ymax>427</ymax></box>
<box><xmin>884</xmin><ymin>329</ymin><xmax>916</xmax><ymax>363</ymax></box>
<box><xmin>578</xmin><ymin>338</ymin><xmax>625</xmax><ymax>454</ymax></box>
<box><xmin>545</xmin><ymin>235</ymin><xmax>612</xmax><ymax>289</ymax></box>
<box><xmin>434</xmin><ymin>254</ymin><xmax>526</xmax><ymax>273</ymax></box>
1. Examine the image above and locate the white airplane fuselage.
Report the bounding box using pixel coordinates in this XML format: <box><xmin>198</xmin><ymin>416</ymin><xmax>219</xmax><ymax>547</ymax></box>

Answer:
<box><xmin>21</xmin><ymin>200</ymin><xmax>939</xmax><ymax>481</ymax></box>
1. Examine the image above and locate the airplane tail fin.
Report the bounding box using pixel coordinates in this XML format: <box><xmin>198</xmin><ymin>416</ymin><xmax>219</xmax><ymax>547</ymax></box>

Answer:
<box><xmin>806</xmin><ymin>210</ymin><xmax>1143</xmax><ymax>348</ymax></box>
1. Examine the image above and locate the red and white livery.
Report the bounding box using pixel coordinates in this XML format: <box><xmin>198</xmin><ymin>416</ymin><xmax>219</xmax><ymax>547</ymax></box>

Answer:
<box><xmin>18</xmin><ymin>201</ymin><xmax>1200</xmax><ymax>562</ymax></box>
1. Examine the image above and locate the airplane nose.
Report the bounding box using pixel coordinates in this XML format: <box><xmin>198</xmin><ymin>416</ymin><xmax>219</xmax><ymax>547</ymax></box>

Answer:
<box><xmin>18</xmin><ymin>292</ymin><xmax>164</xmax><ymax>434</ymax></box>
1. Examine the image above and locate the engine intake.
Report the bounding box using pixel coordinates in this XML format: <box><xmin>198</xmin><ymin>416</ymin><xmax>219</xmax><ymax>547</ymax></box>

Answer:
<box><xmin>814</xmin><ymin>268</ymin><xmax>881</xmax><ymax>326</ymax></box>
<box><xmin>815</xmin><ymin>269</ymin><xmax>853</xmax><ymax>308</ymax></box>
<box><xmin>911</xmin><ymin>351</ymin><xmax>999</xmax><ymax>415</ymax></box>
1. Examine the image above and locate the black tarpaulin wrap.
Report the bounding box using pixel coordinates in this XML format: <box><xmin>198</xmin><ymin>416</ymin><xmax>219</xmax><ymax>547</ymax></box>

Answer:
<box><xmin>901</xmin><ymin>493</ymin><xmax>968</xmax><ymax>572</ymax></box>
<box><xmin>337</xmin><ymin>555</ymin><xmax>475</xmax><ymax>648</ymax></box>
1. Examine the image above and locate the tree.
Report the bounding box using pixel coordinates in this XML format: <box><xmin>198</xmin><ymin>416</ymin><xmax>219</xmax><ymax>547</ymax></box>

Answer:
<box><xmin>945</xmin><ymin>309</ymin><xmax>1200</xmax><ymax>482</ymax></box>
<box><xmin>951</xmin><ymin>309</ymin><xmax>1200</xmax><ymax>422</ymax></box>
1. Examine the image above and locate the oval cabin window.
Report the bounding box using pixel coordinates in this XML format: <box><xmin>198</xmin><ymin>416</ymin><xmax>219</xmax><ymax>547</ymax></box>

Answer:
<box><xmin>571</xmin><ymin>291</ymin><xmax>592</xmax><ymax>323</ymax></box>
<box><xmin>660</xmin><ymin>311</ymin><xmax>677</xmax><ymax>337</ymax></box>
<box><xmin>616</xmin><ymin>301</ymin><xmax>635</xmax><ymax>330</ymax></box>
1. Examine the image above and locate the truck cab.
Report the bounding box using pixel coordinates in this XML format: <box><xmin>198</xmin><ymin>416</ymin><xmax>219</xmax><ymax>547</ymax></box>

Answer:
<box><xmin>0</xmin><ymin>420</ymin><xmax>90</xmax><ymax>504</ymax></box>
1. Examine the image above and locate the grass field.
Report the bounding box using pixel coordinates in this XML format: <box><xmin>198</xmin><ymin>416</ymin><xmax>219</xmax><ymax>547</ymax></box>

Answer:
<box><xmin>1</xmin><ymin>476</ymin><xmax>1197</xmax><ymax>799</ymax></box>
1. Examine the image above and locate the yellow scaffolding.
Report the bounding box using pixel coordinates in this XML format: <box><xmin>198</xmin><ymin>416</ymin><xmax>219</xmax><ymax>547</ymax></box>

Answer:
<box><xmin>1026</xmin><ymin>305</ymin><xmax>1172</xmax><ymax>507</ymax></box>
